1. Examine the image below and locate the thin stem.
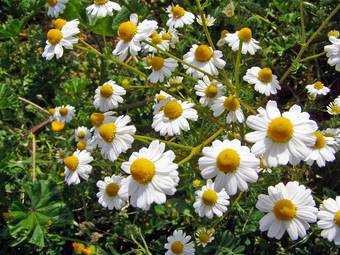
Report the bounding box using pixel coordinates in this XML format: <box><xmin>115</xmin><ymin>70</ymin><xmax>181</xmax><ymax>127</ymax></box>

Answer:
<box><xmin>30</xmin><ymin>132</ymin><xmax>36</xmax><ymax>182</ymax></box>
<box><xmin>133</xmin><ymin>135</ymin><xmax>194</xmax><ymax>151</ymax></box>
<box><xmin>18</xmin><ymin>96</ymin><xmax>49</xmax><ymax>115</ymax></box>
<box><xmin>234</xmin><ymin>40</ymin><xmax>243</xmax><ymax>97</ymax></box>
<box><xmin>195</xmin><ymin>0</ymin><xmax>215</xmax><ymax>50</ymax></box>
<box><xmin>300</xmin><ymin>52</ymin><xmax>326</xmax><ymax>62</ymax></box>
<box><xmin>300</xmin><ymin>1</ymin><xmax>306</xmax><ymax>43</ymax></box>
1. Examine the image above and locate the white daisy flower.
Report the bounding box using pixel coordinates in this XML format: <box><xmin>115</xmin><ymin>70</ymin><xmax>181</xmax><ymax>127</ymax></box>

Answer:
<box><xmin>112</xmin><ymin>13</ymin><xmax>158</xmax><ymax>61</ymax></box>
<box><xmin>75</xmin><ymin>140</ymin><xmax>93</xmax><ymax>152</ymax></box>
<box><xmin>47</xmin><ymin>0</ymin><xmax>68</xmax><ymax>18</ymax></box>
<box><xmin>42</xmin><ymin>19</ymin><xmax>80</xmax><ymax>60</ymax></box>
<box><xmin>195</xmin><ymin>228</ymin><xmax>214</xmax><ymax>247</ymax></box>
<box><xmin>305</xmin><ymin>131</ymin><xmax>336</xmax><ymax>167</ymax></box>
<box><xmin>55</xmin><ymin>105</ymin><xmax>75</xmax><ymax>123</ymax></box>
<box><xmin>243</xmin><ymin>67</ymin><xmax>281</xmax><ymax>96</ymax></box>
<box><xmin>93</xmin><ymin>80</ymin><xmax>126</xmax><ymax>112</ymax></box>
<box><xmin>153</xmin><ymin>91</ymin><xmax>173</xmax><ymax>114</ymax></box>
<box><xmin>211</xmin><ymin>96</ymin><xmax>245</xmax><ymax>124</ymax></box>
<box><xmin>55</xmin><ymin>148</ymin><xmax>67</xmax><ymax>164</ymax></box>
<box><xmin>143</xmin><ymin>31</ymin><xmax>170</xmax><ymax>53</ymax></box>
<box><xmin>323</xmin><ymin>128</ymin><xmax>340</xmax><ymax>152</ymax></box>
<box><xmin>245</xmin><ymin>100</ymin><xmax>318</xmax><ymax>167</ymax></box>
<box><xmin>96</xmin><ymin>175</ymin><xmax>128</xmax><ymax>210</ymax></box>
<box><xmin>86</xmin><ymin>0</ymin><xmax>121</xmax><ymax>18</ymax></box>
<box><xmin>198</xmin><ymin>139</ymin><xmax>259</xmax><ymax>195</ymax></box>
<box><xmin>119</xmin><ymin>140</ymin><xmax>179</xmax><ymax>211</ymax></box>
<box><xmin>194</xmin><ymin>76</ymin><xmax>225</xmax><ymax>106</ymax></box>
<box><xmin>256</xmin><ymin>181</ymin><xmax>318</xmax><ymax>240</ymax></box>
<box><xmin>183</xmin><ymin>44</ymin><xmax>226</xmax><ymax>78</ymax></box>
<box><xmin>63</xmin><ymin>150</ymin><xmax>93</xmax><ymax>185</ymax></box>
<box><xmin>166</xmin><ymin>5</ymin><xmax>195</xmax><ymax>29</ymax></box>
<box><xmin>161</xmin><ymin>27</ymin><xmax>179</xmax><ymax>49</ymax></box>
<box><xmin>97</xmin><ymin>115</ymin><xmax>136</xmax><ymax>162</ymax></box>
<box><xmin>165</xmin><ymin>76</ymin><xmax>183</xmax><ymax>87</ymax></box>
<box><xmin>152</xmin><ymin>98</ymin><xmax>198</xmax><ymax>136</ymax></box>
<box><xmin>146</xmin><ymin>56</ymin><xmax>178</xmax><ymax>83</ymax></box>
<box><xmin>88</xmin><ymin>111</ymin><xmax>116</xmax><ymax>149</ymax></box>
<box><xmin>317</xmin><ymin>196</ymin><xmax>340</xmax><ymax>245</ymax></box>
<box><xmin>224</xmin><ymin>27</ymin><xmax>260</xmax><ymax>55</ymax></box>
<box><xmin>258</xmin><ymin>157</ymin><xmax>272</xmax><ymax>174</ymax></box>
<box><xmin>327</xmin><ymin>100</ymin><xmax>340</xmax><ymax>115</ymax></box>
<box><xmin>324</xmin><ymin>36</ymin><xmax>340</xmax><ymax>71</ymax></box>
<box><xmin>196</xmin><ymin>14</ymin><xmax>216</xmax><ymax>27</ymax></box>
<box><xmin>75</xmin><ymin>126</ymin><xmax>91</xmax><ymax>142</ymax></box>
<box><xmin>223</xmin><ymin>2</ymin><xmax>235</xmax><ymax>17</ymax></box>
<box><xmin>164</xmin><ymin>230</ymin><xmax>195</xmax><ymax>255</ymax></box>
<box><xmin>193</xmin><ymin>179</ymin><xmax>230</xmax><ymax>219</ymax></box>
<box><xmin>305</xmin><ymin>81</ymin><xmax>330</xmax><ymax>97</ymax></box>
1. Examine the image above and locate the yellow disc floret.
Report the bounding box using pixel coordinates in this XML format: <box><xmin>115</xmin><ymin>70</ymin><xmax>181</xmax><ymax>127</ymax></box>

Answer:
<box><xmin>267</xmin><ymin>117</ymin><xmax>294</xmax><ymax>143</ymax></box>
<box><xmin>163</xmin><ymin>101</ymin><xmax>183</xmax><ymax>119</ymax></box>
<box><xmin>216</xmin><ymin>149</ymin><xmax>240</xmax><ymax>173</ymax></box>
<box><xmin>238</xmin><ymin>27</ymin><xmax>252</xmax><ymax>43</ymax></box>
<box><xmin>156</xmin><ymin>95</ymin><xmax>166</xmax><ymax>102</ymax></box>
<box><xmin>258</xmin><ymin>68</ymin><xmax>273</xmax><ymax>83</ymax></box>
<box><xmin>100</xmin><ymin>84</ymin><xmax>114</xmax><ymax>98</ymax></box>
<box><xmin>162</xmin><ymin>32</ymin><xmax>172</xmax><ymax>40</ymax></box>
<box><xmin>51</xmin><ymin>121</ymin><xmax>65</xmax><ymax>132</ymax></box>
<box><xmin>76</xmin><ymin>141</ymin><xmax>87</xmax><ymax>151</ymax></box>
<box><xmin>77</xmin><ymin>131</ymin><xmax>86</xmax><ymax>139</ymax></box>
<box><xmin>59</xmin><ymin>107</ymin><xmax>68</xmax><ymax>116</ymax></box>
<box><xmin>202</xmin><ymin>189</ymin><xmax>218</xmax><ymax>206</ymax></box>
<box><xmin>313</xmin><ymin>81</ymin><xmax>324</xmax><ymax>90</ymax></box>
<box><xmin>47</xmin><ymin>29</ymin><xmax>63</xmax><ymax>45</ymax></box>
<box><xmin>49</xmin><ymin>108</ymin><xmax>56</xmax><ymax>116</ymax></box>
<box><xmin>105</xmin><ymin>183</ymin><xmax>120</xmax><ymax>197</ymax></box>
<box><xmin>94</xmin><ymin>0</ymin><xmax>109</xmax><ymax>5</ymax></box>
<box><xmin>334</xmin><ymin>211</ymin><xmax>340</xmax><ymax>227</ymax></box>
<box><xmin>47</xmin><ymin>0</ymin><xmax>58</xmax><ymax>7</ymax></box>
<box><xmin>205</xmin><ymin>84</ymin><xmax>218</xmax><ymax>98</ymax></box>
<box><xmin>54</xmin><ymin>18</ymin><xmax>67</xmax><ymax>30</ymax></box>
<box><xmin>223</xmin><ymin>96</ymin><xmax>240</xmax><ymax>112</ymax></box>
<box><xmin>64</xmin><ymin>156</ymin><xmax>79</xmax><ymax>172</ymax></box>
<box><xmin>195</xmin><ymin>45</ymin><xmax>213</xmax><ymax>62</ymax></box>
<box><xmin>328</xmin><ymin>30</ymin><xmax>340</xmax><ymax>38</ymax></box>
<box><xmin>171</xmin><ymin>240</ymin><xmax>184</xmax><ymax>254</ymax></box>
<box><xmin>118</xmin><ymin>21</ymin><xmax>137</xmax><ymax>42</ymax></box>
<box><xmin>198</xmin><ymin>231</ymin><xmax>210</xmax><ymax>244</ymax></box>
<box><xmin>172</xmin><ymin>6</ymin><xmax>185</xmax><ymax>18</ymax></box>
<box><xmin>130</xmin><ymin>158</ymin><xmax>156</xmax><ymax>184</ymax></box>
<box><xmin>273</xmin><ymin>199</ymin><xmax>296</xmax><ymax>221</ymax></box>
<box><xmin>90</xmin><ymin>112</ymin><xmax>104</xmax><ymax>127</ymax></box>
<box><xmin>148</xmin><ymin>56</ymin><xmax>165</xmax><ymax>71</ymax></box>
<box><xmin>150</xmin><ymin>32</ymin><xmax>163</xmax><ymax>45</ymax></box>
<box><xmin>99</xmin><ymin>123</ymin><xmax>117</xmax><ymax>143</ymax></box>
<box><xmin>313</xmin><ymin>131</ymin><xmax>326</xmax><ymax>149</ymax></box>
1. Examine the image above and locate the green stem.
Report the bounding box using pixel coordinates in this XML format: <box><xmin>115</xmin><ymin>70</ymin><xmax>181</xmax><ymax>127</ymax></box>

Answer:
<box><xmin>18</xmin><ymin>96</ymin><xmax>49</xmax><ymax>115</ymax></box>
<box><xmin>300</xmin><ymin>1</ymin><xmax>306</xmax><ymax>43</ymax></box>
<box><xmin>133</xmin><ymin>135</ymin><xmax>194</xmax><ymax>151</ymax></box>
<box><xmin>195</xmin><ymin>0</ymin><xmax>215</xmax><ymax>50</ymax></box>
<box><xmin>30</xmin><ymin>132</ymin><xmax>36</xmax><ymax>182</ymax></box>
<box><xmin>300</xmin><ymin>52</ymin><xmax>326</xmax><ymax>62</ymax></box>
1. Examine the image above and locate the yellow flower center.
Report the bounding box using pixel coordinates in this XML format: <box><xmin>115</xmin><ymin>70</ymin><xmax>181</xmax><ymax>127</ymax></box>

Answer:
<box><xmin>162</xmin><ymin>32</ymin><xmax>172</xmax><ymax>40</ymax></box>
<box><xmin>51</xmin><ymin>121</ymin><xmax>65</xmax><ymax>132</ymax></box>
<box><xmin>223</xmin><ymin>96</ymin><xmax>240</xmax><ymax>112</ymax></box>
<box><xmin>77</xmin><ymin>131</ymin><xmax>86</xmax><ymax>139</ymax></box>
<box><xmin>313</xmin><ymin>81</ymin><xmax>324</xmax><ymax>90</ymax></box>
<box><xmin>90</xmin><ymin>112</ymin><xmax>104</xmax><ymax>127</ymax></box>
<box><xmin>47</xmin><ymin>29</ymin><xmax>63</xmax><ymax>45</ymax></box>
<box><xmin>267</xmin><ymin>117</ymin><xmax>294</xmax><ymax>143</ymax></box>
<box><xmin>202</xmin><ymin>189</ymin><xmax>218</xmax><ymax>206</ymax></box>
<box><xmin>172</xmin><ymin>6</ymin><xmax>185</xmax><ymax>18</ymax></box>
<box><xmin>99</xmin><ymin>123</ymin><xmax>117</xmax><ymax>143</ymax></box>
<box><xmin>258</xmin><ymin>68</ymin><xmax>273</xmax><ymax>83</ymax></box>
<box><xmin>330</xmin><ymin>105</ymin><xmax>340</xmax><ymax>114</ymax></box>
<box><xmin>195</xmin><ymin>45</ymin><xmax>213</xmax><ymax>62</ymax></box>
<box><xmin>334</xmin><ymin>210</ymin><xmax>340</xmax><ymax>227</ymax></box>
<box><xmin>105</xmin><ymin>183</ymin><xmax>120</xmax><ymax>197</ymax></box>
<box><xmin>328</xmin><ymin>30</ymin><xmax>340</xmax><ymax>38</ymax></box>
<box><xmin>156</xmin><ymin>95</ymin><xmax>166</xmax><ymax>102</ymax></box>
<box><xmin>118</xmin><ymin>21</ymin><xmax>137</xmax><ymax>42</ymax></box>
<box><xmin>130</xmin><ymin>158</ymin><xmax>156</xmax><ymax>184</ymax></box>
<box><xmin>192</xmin><ymin>179</ymin><xmax>201</xmax><ymax>188</ymax></box>
<box><xmin>313</xmin><ymin>131</ymin><xmax>326</xmax><ymax>149</ymax></box>
<box><xmin>198</xmin><ymin>231</ymin><xmax>210</xmax><ymax>243</ymax></box>
<box><xmin>94</xmin><ymin>0</ymin><xmax>109</xmax><ymax>5</ymax></box>
<box><xmin>216</xmin><ymin>148</ymin><xmax>240</xmax><ymax>173</ymax></box>
<box><xmin>47</xmin><ymin>0</ymin><xmax>58</xmax><ymax>7</ymax></box>
<box><xmin>64</xmin><ymin>156</ymin><xmax>79</xmax><ymax>172</ymax></box>
<box><xmin>122</xmin><ymin>79</ymin><xmax>129</xmax><ymax>87</ymax></box>
<box><xmin>100</xmin><ymin>84</ymin><xmax>114</xmax><ymax>98</ymax></box>
<box><xmin>205</xmin><ymin>84</ymin><xmax>218</xmax><ymax>98</ymax></box>
<box><xmin>171</xmin><ymin>240</ymin><xmax>184</xmax><ymax>254</ymax></box>
<box><xmin>76</xmin><ymin>141</ymin><xmax>87</xmax><ymax>151</ymax></box>
<box><xmin>148</xmin><ymin>56</ymin><xmax>165</xmax><ymax>71</ymax></box>
<box><xmin>150</xmin><ymin>32</ymin><xmax>163</xmax><ymax>45</ymax></box>
<box><xmin>59</xmin><ymin>107</ymin><xmax>68</xmax><ymax>116</ymax></box>
<box><xmin>273</xmin><ymin>199</ymin><xmax>296</xmax><ymax>221</ymax></box>
<box><xmin>163</xmin><ymin>101</ymin><xmax>183</xmax><ymax>119</ymax></box>
<box><xmin>49</xmin><ymin>108</ymin><xmax>55</xmax><ymax>116</ymax></box>
<box><xmin>54</xmin><ymin>18</ymin><xmax>67</xmax><ymax>30</ymax></box>
<box><xmin>238</xmin><ymin>27</ymin><xmax>252</xmax><ymax>43</ymax></box>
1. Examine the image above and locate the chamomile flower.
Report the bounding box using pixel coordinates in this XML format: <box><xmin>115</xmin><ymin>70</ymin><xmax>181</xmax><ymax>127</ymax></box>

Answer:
<box><xmin>152</xmin><ymin>98</ymin><xmax>198</xmax><ymax>136</ymax></box>
<box><xmin>194</xmin><ymin>76</ymin><xmax>224</xmax><ymax>106</ymax></box>
<box><xmin>46</xmin><ymin>0</ymin><xmax>68</xmax><ymax>18</ymax></box>
<box><xmin>245</xmin><ymin>100</ymin><xmax>318</xmax><ymax>167</ymax></box>
<box><xmin>88</xmin><ymin>111</ymin><xmax>116</xmax><ymax>149</ymax></box>
<box><xmin>42</xmin><ymin>19</ymin><xmax>80</xmax><ymax>60</ymax></box>
<box><xmin>63</xmin><ymin>150</ymin><xmax>93</xmax><ymax>185</ymax></box>
<box><xmin>96</xmin><ymin>175</ymin><xmax>127</xmax><ymax>210</ymax></box>
<box><xmin>223</xmin><ymin>2</ymin><xmax>235</xmax><ymax>17</ymax></box>
<box><xmin>328</xmin><ymin>30</ymin><xmax>340</xmax><ymax>39</ymax></box>
<box><xmin>93</xmin><ymin>80</ymin><xmax>126</xmax><ymax>112</ymax></box>
<box><xmin>195</xmin><ymin>228</ymin><xmax>215</xmax><ymax>247</ymax></box>
<box><xmin>112</xmin><ymin>13</ymin><xmax>158</xmax><ymax>61</ymax></box>
<box><xmin>55</xmin><ymin>148</ymin><xmax>67</xmax><ymax>163</ymax></box>
<box><xmin>183</xmin><ymin>44</ymin><xmax>226</xmax><ymax>78</ymax></box>
<box><xmin>193</xmin><ymin>179</ymin><xmax>230</xmax><ymax>219</ymax></box>
<box><xmin>306</xmin><ymin>81</ymin><xmax>330</xmax><ymax>97</ymax></box>
<box><xmin>146</xmin><ymin>56</ymin><xmax>178</xmax><ymax>83</ymax></box>
<box><xmin>243</xmin><ymin>67</ymin><xmax>281</xmax><ymax>96</ymax></box>
<box><xmin>317</xmin><ymin>196</ymin><xmax>340</xmax><ymax>245</ymax></box>
<box><xmin>198</xmin><ymin>139</ymin><xmax>259</xmax><ymax>195</ymax></box>
<box><xmin>224</xmin><ymin>27</ymin><xmax>260</xmax><ymax>55</ymax></box>
<box><xmin>48</xmin><ymin>107</ymin><xmax>58</xmax><ymax>121</ymax></box>
<box><xmin>196</xmin><ymin>14</ymin><xmax>216</xmax><ymax>27</ymax></box>
<box><xmin>75</xmin><ymin>126</ymin><xmax>91</xmax><ymax>142</ymax></box>
<box><xmin>143</xmin><ymin>32</ymin><xmax>170</xmax><ymax>53</ymax></box>
<box><xmin>256</xmin><ymin>181</ymin><xmax>318</xmax><ymax>240</ymax></box>
<box><xmin>120</xmin><ymin>140</ymin><xmax>179</xmax><ymax>210</ymax></box>
<box><xmin>51</xmin><ymin>121</ymin><xmax>65</xmax><ymax>132</ymax></box>
<box><xmin>55</xmin><ymin>105</ymin><xmax>75</xmax><ymax>123</ymax></box>
<box><xmin>86</xmin><ymin>0</ymin><xmax>121</xmax><ymax>18</ymax></box>
<box><xmin>161</xmin><ymin>27</ymin><xmax>179</xmax><ymax>49</ymax></box>
<box><xmin>258</xmin><ymin>157</ymin><xmax>272</xmax><ymax>174</ymax></box>
<box><xmin>327</xmin><ymin>100</ymin><xmax>340</xmax><ymax>115</ymax></box>
<box><xmin>211</xmin><ymin>96</ymin><xmax>244</xmax><ymax>124</ymax></box>
<box><xmin>164</xmin><ymin>230</ymin><xmax>195</xmax><ymax>255</ymax></box>
<box><xmin>305</xmin><ymin>131</ymin><xmax>336</xmax><ymax>167</ymax></box>
<box><xmin>153</xmin><ymin>91</ymin><xmax>173</xmax><ymax>114</ymax></box>
<box><xmin>323</xmin><ymin>128</ymin><xmax>340</xmax><ymax>152</ymax></box>
<box><xmin>97</xmin><ymin>115</ymin><xmax>136</xmax><ymax>162</ymax></box>
<box><xmin>166</xmin><ymin>76</ymin><xmax>183</xmax><ymax>87</ymax></box>
<box><xmin>166</xmin><ymin>5</ymin><xmax>195</xmax><ymax>29</ymax></box>
<box><xmin>324</xmin><ymin>36</ymin><xmax>340</xmax><ymax>72</ymax></box>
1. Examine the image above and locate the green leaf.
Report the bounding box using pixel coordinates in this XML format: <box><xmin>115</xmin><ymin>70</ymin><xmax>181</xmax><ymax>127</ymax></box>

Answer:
<box><xmin>0</xmin><ymin>18</ymin><xmax>27</xmax><ymax>39</ymax></box>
